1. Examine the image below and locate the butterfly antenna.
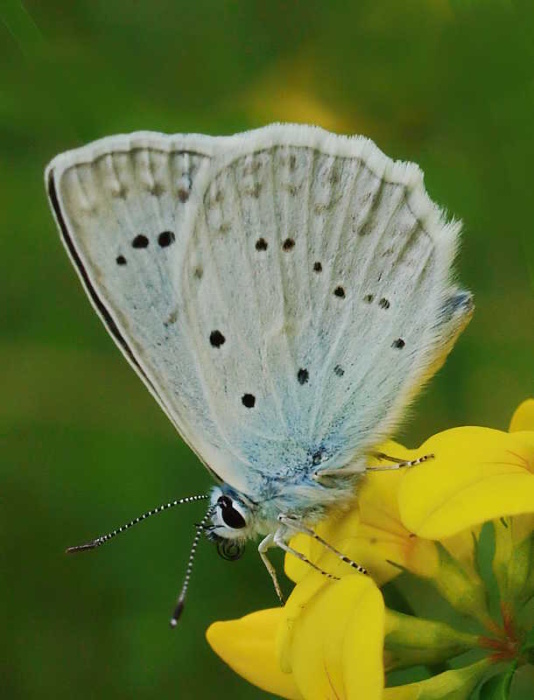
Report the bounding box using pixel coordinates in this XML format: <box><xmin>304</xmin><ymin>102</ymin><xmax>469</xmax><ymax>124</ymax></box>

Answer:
<box><xmin>65</xmin><ymin>494</ymin><xmax>211</xmax><ymax>553</ymax></box>
<box><xmin>170</xmin><ymin>506</ymin><xmax>215</xmax><ymax>628</ymax></box>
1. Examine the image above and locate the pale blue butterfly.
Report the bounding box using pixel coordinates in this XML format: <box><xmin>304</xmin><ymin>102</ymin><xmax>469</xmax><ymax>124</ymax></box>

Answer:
<box><xmin>46</xmin><ymin>124</ymin><xmax>472</xmax><ymax>623</ymax></box>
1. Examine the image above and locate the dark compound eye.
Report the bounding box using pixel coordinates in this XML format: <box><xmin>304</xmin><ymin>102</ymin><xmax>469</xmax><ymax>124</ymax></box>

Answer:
<box><xmin>219</xmin><ymin>496</ymin><xmax>247</xmax><ymax>529</ymax></box>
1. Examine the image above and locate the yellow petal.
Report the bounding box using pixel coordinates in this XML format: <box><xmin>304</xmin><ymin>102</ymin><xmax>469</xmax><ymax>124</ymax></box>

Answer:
<box><xmin>282</xmin><ymin>574</ymin><xmax>385</xmax><ymax>700</ymax></box>
<box><xmin>399</xmin><ymin>427</ymin><xmax>534</xmax><ymax>539</ymax></box>
<box><xmin>383</xmin><ymin>658</ymin><xmax>490</xmax><ymax>699</ymax></box>
<box><xmin>278</xmin><ymin>571</ymin><xmax>330</xmax><ymax>673</ymax></box>
<box><xmin>509</xmin><ymin>399</ymin><xmax>534</xmax><ymax>432</ymax></box>
<box><xmin>342</xmin><ymin>578</ymin><xmax>386</xmax><ymax>700</ymax></box>
<box><xmin>206</xmin><ymin>608</ymin><xmax>302</xmax><ymax>700</ymax></box>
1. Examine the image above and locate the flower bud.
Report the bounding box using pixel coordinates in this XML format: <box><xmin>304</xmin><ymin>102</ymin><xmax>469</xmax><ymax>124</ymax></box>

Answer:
<box><xmin>384</xmin><ymin>609</ymin><xmax>478</xmax><ymax>671</ymax></box>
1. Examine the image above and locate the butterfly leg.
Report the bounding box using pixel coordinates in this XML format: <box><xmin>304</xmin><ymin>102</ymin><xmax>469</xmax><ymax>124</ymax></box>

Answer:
<box><xmin>313</xmin><ymin>453</ymin><xmax>434</xmax><ymax>480</ymax></box>
<box><xmin>366</xmin><ymin>452</ymin><xmax>434</xmax><ymax>472</ymax></box>
<box><xmin>258</xmin><ymin>534</ymin><xmax>285</xmax><ymax>604</ymax></box>
<box><xmin>278</xmin><ymin>515</ymin><xmax>367</xmax><ymax>575</ymax></box>
<box><xmin>273</xmin><ymin>527</ymin><xmax>339</xmax><ymax>582</ymax></box>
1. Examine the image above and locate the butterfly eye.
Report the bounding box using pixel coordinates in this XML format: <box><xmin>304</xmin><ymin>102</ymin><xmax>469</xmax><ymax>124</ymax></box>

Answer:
<box><xmin>218</xmin><ymin>496</ymin><xmax>247</xmax><ymax>529</ymax></box>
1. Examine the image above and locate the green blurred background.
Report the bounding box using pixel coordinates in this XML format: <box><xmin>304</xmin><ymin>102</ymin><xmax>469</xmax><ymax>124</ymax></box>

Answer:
<box><xmin>2</xmin><ymin>1</ymin><xmax>534</xmax><ymax>698</ymax></box>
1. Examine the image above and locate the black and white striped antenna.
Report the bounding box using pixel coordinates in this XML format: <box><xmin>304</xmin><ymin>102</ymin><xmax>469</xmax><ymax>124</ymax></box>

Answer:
<box><xmin>170</xmin><ymin>505</ymin><xmax>215</xmax><ymax>627</ymax></box>
<box><xmin>65</xmin><ymin>494</ymin><xmax>210</xmax><ymax>553</ymax></box>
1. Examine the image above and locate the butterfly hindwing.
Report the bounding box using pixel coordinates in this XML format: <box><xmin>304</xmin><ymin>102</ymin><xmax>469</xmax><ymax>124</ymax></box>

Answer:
<box><xmin>181</xmin><ymin>126</ymin><xmax>470</xmax><ymax>486</ymax></box>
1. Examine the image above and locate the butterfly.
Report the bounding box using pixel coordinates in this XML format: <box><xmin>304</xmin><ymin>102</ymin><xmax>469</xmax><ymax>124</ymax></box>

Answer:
<box><xmin>46</xmin><ymin>123</ymin><xmax>473</xmax><ymax>623</ymax></box>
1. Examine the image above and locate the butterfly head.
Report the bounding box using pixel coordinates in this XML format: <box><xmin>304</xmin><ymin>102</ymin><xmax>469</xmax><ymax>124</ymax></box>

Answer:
<box><xmin>207</xmin><ymin>486</ymin><xmax>257</xmax><ymax>560</ymax></box>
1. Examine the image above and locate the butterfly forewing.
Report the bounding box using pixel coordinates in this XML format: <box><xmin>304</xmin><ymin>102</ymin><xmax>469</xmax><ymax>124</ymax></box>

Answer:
<box><xmin>47</xmin><ymin>125</ymin><xmax>471</xmax><ymax>500</ymax></box>
<box><xmin>46</xmin><ymin>136</ymin><xmax>244</xmax><ymax>485</ymax></box>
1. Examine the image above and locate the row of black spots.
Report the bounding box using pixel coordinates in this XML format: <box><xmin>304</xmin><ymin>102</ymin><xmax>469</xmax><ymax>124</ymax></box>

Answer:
<box><xmin>132</xmin><ymin>231</ymin><xmax>175</xmax><ymax>248</ymax></box>
<box><xmin>362</xmin><ymin>293</ymin><xmax>390</xmax><ymax>309</ymax></box>
<box><xmin>253</xmin><ymin>237</ymin><xmax>298</xmax><ymax>252</ymax></box>
<box><xmin>115</xmin><ymin>230</ymin><xmax>176</xmax><ymax>265</ymax></box>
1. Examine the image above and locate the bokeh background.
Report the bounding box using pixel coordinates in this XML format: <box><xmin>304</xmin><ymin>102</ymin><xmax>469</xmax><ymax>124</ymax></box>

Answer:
<box><xmin>2</xmin><ymin>1</ymin><xmax>534</xmax><ymax>698</ymax></box>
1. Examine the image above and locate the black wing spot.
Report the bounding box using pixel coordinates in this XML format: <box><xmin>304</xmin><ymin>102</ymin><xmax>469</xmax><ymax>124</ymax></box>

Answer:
<box><xmin>364</xmin><ymin>294</ymin><xmax>374</xmax><ymax>303</ymax></box>
<box><xmin>132</xmin><ymin>234</ymin><xmax>149</xmax><ymax>249</ymax></box>
<box><xmin>313</xmin><ymin>262</ymin><xmax>322</xmax><ymax>273</ymax></box>
<box><xmin>334</xmin><ymin>286</ymin><xmax>346</xmax><ymax>298</ymax></box>
<box><xmin>392</xmin><ymin>338</ymin><xmax>406</xmax><ymax>349</ymax></box>
<box><xmin>255</xmin><ymin>238</ymin><xmax>268</xmax><ymax>251</ymax></box>
<box><xmin>297</xmin><ymin>368</ymin><xmax>309</xmax><ymax>385</ymax></box>
<box><xmin>282</xmin><ymin>238</ymin><xmax>295</xmax><ymax>251</ymax></box>
<box><xmin>242</xmin><ymin>393</ymin><xmax>256</xmax><ymax>408</ymax></box>
<box><xmin>334</xmin><ymin>365</ymin><xmax>344</xmax><ymax>377</ymax></box>
<box><xmin>193</xmin><ymin>266</ymin><xmax>203</xmax><ymax>280</ymax></box>
<box><xmin>158</xmin><ymin>230</ymin><xmax>175</xmax><ymax>248</ymax></box>
<box><xmin>178</xmin><ymin>188</ymin><xmax>190</xmax><ymax>203</ymax></box>
<box><xmin>209</xmin><ymin>330</ymin><xmax>226</xmax><ymax>348</ymax></box>
<box><xmin>116</xmin><ymin>255</ymin><xmax>127</xmax><ymax>266</ymax></box>
<box><xmin>379</xmin><ymin>298</ymin><xmax>390</xmax><ymax>309</ymax></box>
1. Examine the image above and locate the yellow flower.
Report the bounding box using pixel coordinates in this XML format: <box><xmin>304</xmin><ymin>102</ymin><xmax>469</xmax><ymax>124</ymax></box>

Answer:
<box><xmin>209</xmin><ymin>572</ymin><xmax>385</xmax><ymax>700</ymax></box>
<box><xmin>207</xmin><ymin>400</ymin><xmax>534</xmax><ymax>699</ymax></box>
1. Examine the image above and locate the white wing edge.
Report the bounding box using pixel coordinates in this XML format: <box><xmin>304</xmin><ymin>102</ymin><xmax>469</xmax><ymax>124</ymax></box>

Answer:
<box><xmin>45</xmin><ymin>124</ymin><xmax>461</xmax><ymax>284</ymax></box>
<box><xmin>183</xmin><ymin>122</ymin><xmax>461</xmax><ymax>289</ymax></box>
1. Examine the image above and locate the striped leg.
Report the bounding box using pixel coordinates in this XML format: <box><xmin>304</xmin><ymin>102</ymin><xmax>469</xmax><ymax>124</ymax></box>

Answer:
<box><xmin>273</xmin><ymin>529</ymin><xmax>340</xmax><ymax>582</ymax></box>
<box><xmin>258</xmin><ymin>533</ymin><xmax>285</xmax><ymax>604</ymax></box>
<box><xmin>278</xmin><ymin>515</ymin><xmax>367</xmax><ymax>575</ymax></box>
<box><xmin>366</xmin><ymin>452</ymin><xmax>434</xmax><ymax>472</ymax></box>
